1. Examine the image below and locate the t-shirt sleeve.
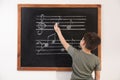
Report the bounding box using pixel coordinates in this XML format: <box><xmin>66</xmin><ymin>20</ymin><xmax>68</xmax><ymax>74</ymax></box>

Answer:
<box><xmin>66</xmin><ymin>45</ymin><xmax>78</xmax><ymax>57</ymax></box>
<box><xmin>95</xmin><ymin>58</ymin><xmax>101</xmax><ymax>71</ymax></box>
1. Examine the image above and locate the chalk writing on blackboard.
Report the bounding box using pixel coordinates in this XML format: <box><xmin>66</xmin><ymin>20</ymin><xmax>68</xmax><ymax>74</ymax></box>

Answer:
<box><xmin>35</xmin><ymin>14</ymin><xmax>87</xmax><ymax>55</ymax></box>
<box><xmin>36</xmin><ymin>14</ymin><xmax>47</xmax><ymax>35</ymax></box>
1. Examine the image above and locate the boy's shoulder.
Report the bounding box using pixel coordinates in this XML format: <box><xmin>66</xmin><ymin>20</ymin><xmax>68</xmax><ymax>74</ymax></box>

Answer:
<box><xmin>91</xmin><ymin>54</ymin><xmax>100</xmax><ymax>63</ymax></box>
<box><xmin>80</xmin><ymin>50</ymin><xmax>99</xmax><ymax>60</ymax></box>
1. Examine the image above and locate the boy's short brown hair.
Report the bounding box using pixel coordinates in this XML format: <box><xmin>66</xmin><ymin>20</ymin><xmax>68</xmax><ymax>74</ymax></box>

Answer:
<box><xmin>83</xmin><ymin>32</ymin><xmax>101</xmax><ymax>50</ymax></box>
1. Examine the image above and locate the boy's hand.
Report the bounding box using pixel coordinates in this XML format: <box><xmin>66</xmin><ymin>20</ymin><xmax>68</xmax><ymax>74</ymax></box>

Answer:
<box><xmin>54</xmin><ymin>23</ymin><xmax>61</xmax><ymax>33</ymax></box>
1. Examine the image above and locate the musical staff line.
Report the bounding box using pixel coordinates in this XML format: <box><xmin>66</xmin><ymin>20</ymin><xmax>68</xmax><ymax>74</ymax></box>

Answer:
<box><xmin>36</xmin><ymin>15</ymin><xmax>86</xmax><ymax>18</ymax></box>
<box><xmin>36</xmin><ymin>21</ymin><xmax>86</xmax><ymax>24</ymax></box>
<box><xmin>35</xmin><ymin>52</ymin><xmax>66</xmax><ymax>55</ymax></box>
<box><xmin>35</xmin><ymin>45</ymin><xmax>80</xmax><ymax>47</ymax></box>
<box><xmin>36</xmin><ymin>42</ymin><xmax>79</xmax><ymax>45</ymax></box>
<box><xmin>36</xmin><ymin>18</ymin><xmax>87</xmax><ymax>21</ymax></box>
<box><xmin>36</xmin><ymin>40</ymin><xmax>80</xmax><ymax>41</ymax></box>
<box><xmin>36</xmin><ymin>28</ymin><xmax>86</xmax><ymax>30</ymax></box>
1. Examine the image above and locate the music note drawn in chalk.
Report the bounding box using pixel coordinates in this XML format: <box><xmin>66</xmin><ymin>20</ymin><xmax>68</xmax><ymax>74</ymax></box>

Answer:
<box><xmin>47</xmin><ymin>33</ymin><xmax>56</xmax><ymax>44</ymax></box>
<box><xmin>57</xmin><ymin>16</ymin><xmax>62</xmax><ymax>25</ymax></box>
<box><xmin>67</xmin><ymin>19</ymin><xmax>72</xmax><ymax>30</ymax></box>
<box><xmin>61</xmin><ymin>48</ymin><xmax>65</xmax><ymax>52</ymax></box>
<box><xmin>44</xmin><ymin>43</ymin><xmax>49</xmax><ymax>47</ymax></box>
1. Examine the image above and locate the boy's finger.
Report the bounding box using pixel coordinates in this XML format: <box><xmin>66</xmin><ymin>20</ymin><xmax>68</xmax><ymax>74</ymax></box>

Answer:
<box><xmin>55</xmin><ymin>23</ymin><xmax>58</xmax><ymax>27</ymax></box>
<box><xmin>54</xmin><ymin>23</ymin><xmax>56</xmax><ymax>28</ymax></box>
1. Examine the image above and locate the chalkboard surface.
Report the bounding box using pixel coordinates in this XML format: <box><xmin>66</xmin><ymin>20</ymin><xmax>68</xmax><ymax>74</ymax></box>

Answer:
<box><xmin>18</xmin><ymin>4</ymin><xmax>101</xmax><ymax>70</ymax></box>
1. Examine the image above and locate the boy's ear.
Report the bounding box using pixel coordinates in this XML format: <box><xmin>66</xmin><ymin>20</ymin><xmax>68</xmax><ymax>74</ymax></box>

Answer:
<box><xmin>82</xmin><ymin>40</ymin><xmax>86</xmax><ymax>46</ymax></box>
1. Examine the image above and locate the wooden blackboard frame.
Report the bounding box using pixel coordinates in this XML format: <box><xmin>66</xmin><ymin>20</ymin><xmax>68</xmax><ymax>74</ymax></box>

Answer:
<box><xmin>18</xmin><ymin>4</ymin><xmax>101</xmax><ymax>71</ymax></box>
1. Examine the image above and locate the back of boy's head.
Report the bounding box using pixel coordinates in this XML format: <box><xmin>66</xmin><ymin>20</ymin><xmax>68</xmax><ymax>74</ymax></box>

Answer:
<box><xmin>83</xmin><ymin>32</ymin><xmax>101</xmax><ymax>50</ymax></box>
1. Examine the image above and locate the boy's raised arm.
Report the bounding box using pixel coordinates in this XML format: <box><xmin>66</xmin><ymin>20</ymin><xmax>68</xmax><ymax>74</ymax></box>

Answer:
<box><xmin>54</xmin><ymin>23</ymin><xmax>70</xmax><ymax>50</ymax></box>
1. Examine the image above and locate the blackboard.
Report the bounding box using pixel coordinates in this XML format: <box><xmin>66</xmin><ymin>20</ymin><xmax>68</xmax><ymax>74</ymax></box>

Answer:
<box><xmin>18</xmin><ymin>4</ymin><xmax>101</xmax><ymax>70</ymax></box>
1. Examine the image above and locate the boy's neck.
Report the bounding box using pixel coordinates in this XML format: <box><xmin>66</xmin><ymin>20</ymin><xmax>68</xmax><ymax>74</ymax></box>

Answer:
<box><xmin>82</xmin><ymin>48</ymin><xmax>91</xmax><ymax>54</ymax></box>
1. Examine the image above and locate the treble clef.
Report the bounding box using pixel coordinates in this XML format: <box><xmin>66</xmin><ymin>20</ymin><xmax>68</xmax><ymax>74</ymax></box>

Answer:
<box><xmin>36</xmin><ymin>14</ymin><xmax>47</xmax><ymax>35</ymax></box>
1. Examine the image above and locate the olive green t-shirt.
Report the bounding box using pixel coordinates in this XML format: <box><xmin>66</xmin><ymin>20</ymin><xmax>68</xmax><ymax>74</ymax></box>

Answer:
<box><xmin>67</xmin><ymin>45</ymin><xmax>101</xmax><ymax>80</ymax></box>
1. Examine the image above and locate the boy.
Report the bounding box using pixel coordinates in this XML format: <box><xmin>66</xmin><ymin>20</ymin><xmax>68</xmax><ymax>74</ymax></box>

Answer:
<box><xmin>54</xmin><ymin>23</ymin><xmax>101</xmax><ymax>80</ymax></box>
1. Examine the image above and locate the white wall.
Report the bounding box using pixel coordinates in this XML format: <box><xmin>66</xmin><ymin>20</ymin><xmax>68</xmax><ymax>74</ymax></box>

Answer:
<box><xmin>0</xmin><ymin>0</ymin><xmax>120</xmax><ymax>80</ymax></box>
